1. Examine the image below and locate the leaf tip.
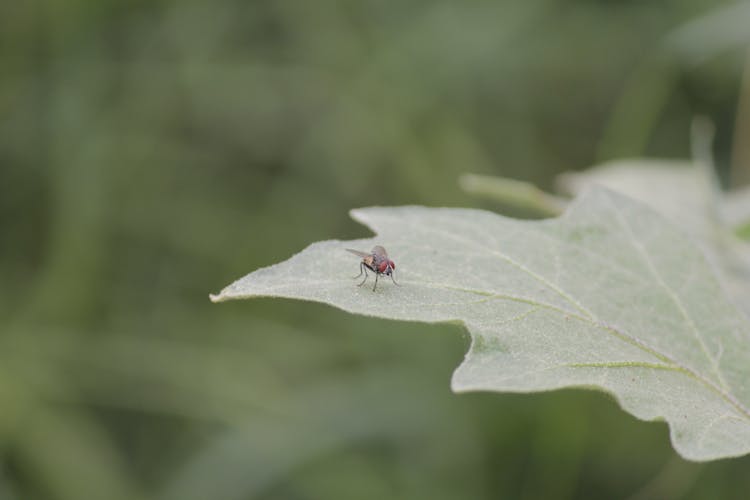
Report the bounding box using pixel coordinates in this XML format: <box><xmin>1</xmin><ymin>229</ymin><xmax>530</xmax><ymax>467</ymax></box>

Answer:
<box><xmin>348</xmin><ymin>207</ymin><xmax>367</xmax><ymax>225</ymax></box>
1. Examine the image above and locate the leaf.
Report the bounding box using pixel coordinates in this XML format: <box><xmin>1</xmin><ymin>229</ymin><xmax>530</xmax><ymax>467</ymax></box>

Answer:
<box><xmin>211</xmin><ymin>187</ymin><xmax>750</xmax><ymax>462</ymax></box>
<box><xmin>558</xmin><ymin>159</ymin><xmax>750</xmax><ymax>317</ymax></box>
<box><xmin>458</xmin><ymin>173</ymin><xmax>568</xmax><ymax>217</ymax></box>
<box><xmin>557</xmin><ymin>160</ymin><xmax>716</xmax><ymax>239</ymax></box>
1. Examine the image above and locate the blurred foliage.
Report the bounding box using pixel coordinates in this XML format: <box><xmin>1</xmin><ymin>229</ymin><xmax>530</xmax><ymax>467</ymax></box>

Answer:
<box><xmin>2</xmin><ymin>0</ymin><xmax>750</xmax><ymax>499</ymax></box>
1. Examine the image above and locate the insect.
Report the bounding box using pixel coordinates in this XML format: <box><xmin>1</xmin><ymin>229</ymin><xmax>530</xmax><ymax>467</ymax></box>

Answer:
<box><xmin>346</xmin><ymin>245</ymin><xmax>399</xmax><ymax>291</ymax></box>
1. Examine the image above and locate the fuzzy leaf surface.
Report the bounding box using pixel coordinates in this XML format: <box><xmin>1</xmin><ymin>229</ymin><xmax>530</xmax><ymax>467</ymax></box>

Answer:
<box><xmin>212</xmin><ymin>188</ymin><xmax>750</xmax><ymax>461</ymax></box>
<box><xmin>559</xmin><ymin>159</ymin><xmax>750</xmax><ymax>316</ymax></box>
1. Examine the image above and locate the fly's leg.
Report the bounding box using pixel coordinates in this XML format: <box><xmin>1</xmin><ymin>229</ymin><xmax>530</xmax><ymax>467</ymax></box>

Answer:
<box><xmin>357</xmin><ymin>263</ymin><xmax>369</xmax><ymax>287</ymax></box>
<box><xmin>390</xmin><ymin>272</ymin><xmax>400</xmax><ymax>286</ymax></box>
<box><xmin>372</xmin><ymin>272</ymin><xmax>379</xmax><ymax>291</ymax></box>
<box><xmin>353</xmin><ymin>262</ymin><xmax>364</xmax><ymax>280</ymax></box>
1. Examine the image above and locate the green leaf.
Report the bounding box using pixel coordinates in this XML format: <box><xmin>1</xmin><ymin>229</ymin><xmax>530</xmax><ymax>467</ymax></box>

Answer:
<box><xmin>211</xmin><ymin>188</ymin><xmax>750</xmax><ymax>462</ymax></box>
<box><xmin>558</xmin><ymin>159</ymin><xmax>750</xmax><ymax>317</ymax></box>
<box><xmin>458</xmin><ymin>173</ymin><xmax>568</xmax><ymax>217</ymax></box>
<box><xmin>557</xmin><ymin>159</ymin><xmax>719</xmax><ymax>243</ymax></box>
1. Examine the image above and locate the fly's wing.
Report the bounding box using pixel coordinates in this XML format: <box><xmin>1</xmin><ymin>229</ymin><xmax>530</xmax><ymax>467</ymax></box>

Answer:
<box><xmin>346</xmin><ymin>249</ymin><xmax>370</xmax><ymax>258</ymax></box>
<box><xmin>371</xmin><ymin>245</ymin><xmax>388</xmax><ymax>258</ymax></box>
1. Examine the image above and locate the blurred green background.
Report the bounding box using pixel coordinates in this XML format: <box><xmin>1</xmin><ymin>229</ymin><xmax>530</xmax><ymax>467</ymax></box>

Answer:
<box><xmin>2</xmin><ymin>1</ymin><xmax>750</xmax><ymax>499</ymax></box>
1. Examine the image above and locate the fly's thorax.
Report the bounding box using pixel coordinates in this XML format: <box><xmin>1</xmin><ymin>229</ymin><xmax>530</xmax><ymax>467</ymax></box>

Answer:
<box><xmin>362</xmin><ymin>257</ymin><xmax>378</xmax><ymax>273</ymax></box>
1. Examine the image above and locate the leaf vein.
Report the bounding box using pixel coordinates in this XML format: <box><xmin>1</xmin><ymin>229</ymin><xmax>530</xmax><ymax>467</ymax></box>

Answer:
<box><xmin>604</xmin><ymin>195</ymin><xmax>730</xmax><ymax>392</ymax></box>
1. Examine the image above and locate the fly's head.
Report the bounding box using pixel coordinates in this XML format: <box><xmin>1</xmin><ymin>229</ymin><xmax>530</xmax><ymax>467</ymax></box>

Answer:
<box><xmin>378</xmin><ymin>259</ymin><xmax>396</xmax><ymax>276</ymax></box>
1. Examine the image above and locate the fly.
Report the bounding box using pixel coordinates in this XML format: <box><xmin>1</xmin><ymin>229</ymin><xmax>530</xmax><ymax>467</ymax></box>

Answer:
<box><xmin>346</xmin><ymin>245</ymin><xmax>399</xmax><ymax>291</ymax></box>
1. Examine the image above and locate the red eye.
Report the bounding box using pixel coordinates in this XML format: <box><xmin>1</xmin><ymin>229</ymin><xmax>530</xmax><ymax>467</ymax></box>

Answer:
<box><xmin>390</xmin><ymin>261</ymin><xmax>395</xmax><ymax>270</ymax></box>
